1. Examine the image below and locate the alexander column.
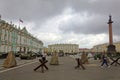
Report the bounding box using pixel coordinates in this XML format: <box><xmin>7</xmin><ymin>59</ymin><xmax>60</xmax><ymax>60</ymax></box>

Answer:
<box><xmin>107</xmin><ymin>15</ymin><xmax>116</xmax><ymax>54</ymax></box>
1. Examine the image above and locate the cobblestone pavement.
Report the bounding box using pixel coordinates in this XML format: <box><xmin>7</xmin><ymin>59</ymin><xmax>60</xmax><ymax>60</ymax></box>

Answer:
<box><xmin>0</xmin><ymin>56</ymin><xmax>120</xmax><ymax>80</ymax></box>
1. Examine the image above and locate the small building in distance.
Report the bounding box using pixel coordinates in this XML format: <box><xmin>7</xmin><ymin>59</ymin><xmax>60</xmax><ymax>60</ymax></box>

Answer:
<box><xmin>79</xmin><ymin>48</ymin><xmax>91</xmax><ymax>53</ymax></box>
<box><xmin>48</xmin><ymin>44</ymin><xmax>79</xmax><ymax>55</ymax></box>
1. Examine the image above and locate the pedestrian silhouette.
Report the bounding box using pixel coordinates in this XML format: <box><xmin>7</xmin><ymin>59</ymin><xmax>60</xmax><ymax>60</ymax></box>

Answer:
<box><xmin>74</xmin><ymin>54</ymin><xmax>85</xmax><ymax>70</ymax></box>
<box><xmin>101</xmin><ymin>54</ymin><xmax>110</xmax><ymax>68</ymax></box>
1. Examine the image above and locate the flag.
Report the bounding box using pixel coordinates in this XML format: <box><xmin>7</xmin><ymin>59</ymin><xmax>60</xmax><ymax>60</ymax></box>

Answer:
<box><xmin>19</xmin><ymin>19</ymin><xmax>23</xmax><ymax>23</ymax></box>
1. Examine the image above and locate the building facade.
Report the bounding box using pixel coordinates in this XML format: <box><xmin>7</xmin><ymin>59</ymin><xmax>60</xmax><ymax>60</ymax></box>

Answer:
<box><xmin>79</xmin><ymin>48</ymin><xmax>91</xmax><ymax>53</ymax></box>
<box><xmin>0</xmin><ymin>19</ymin><xmax>43</xmax><ymax>53</ymax></box>
<box><xmin>48</xmin><ymin>44</ymin><xmax>79</xmax><ymax>54</ymax></box>
<box><xmin>91</xmin><ymin>42</ymin><xmax>120</xmax><ymax>53</ymax></box>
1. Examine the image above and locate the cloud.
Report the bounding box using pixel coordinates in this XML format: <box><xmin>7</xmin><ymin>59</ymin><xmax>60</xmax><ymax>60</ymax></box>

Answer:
<box><xmin>0</xmin><ymin>0</ymin><xmax>120</xmax><ymax>48</ymax></box>
<box><xmin>59</xmin><ymin>12</ymin><xmax>107</xmax><ymax>34</ymax></box>
<box><xmin>38</xmin><ymin>33</ymin><xmax>62</xmax><ymax>42</ymax></box>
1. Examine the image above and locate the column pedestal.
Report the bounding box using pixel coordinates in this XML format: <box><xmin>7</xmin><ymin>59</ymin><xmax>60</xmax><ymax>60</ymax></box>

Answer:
<box><xmin>107</xmin><ymin>44</ymin><xmax>116</xmax><ymax>54</ymax></box>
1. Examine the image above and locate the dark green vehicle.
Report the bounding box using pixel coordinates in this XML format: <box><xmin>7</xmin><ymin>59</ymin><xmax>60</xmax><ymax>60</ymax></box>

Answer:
<box><xmin>0</xmin><ymin>52</ymin><xmax>8</xmax><ymax>59</ymax></box>
<box><xmin>19</xmin><ymin>51</ymin><xmax>36</xmax><ymax>59</ymax></box>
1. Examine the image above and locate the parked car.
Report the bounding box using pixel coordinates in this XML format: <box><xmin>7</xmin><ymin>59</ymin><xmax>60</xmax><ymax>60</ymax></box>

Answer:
<box><xmin>59</xmin><ymin>53</ymin><xmax>64</xmax><ymax>57</ymax></box>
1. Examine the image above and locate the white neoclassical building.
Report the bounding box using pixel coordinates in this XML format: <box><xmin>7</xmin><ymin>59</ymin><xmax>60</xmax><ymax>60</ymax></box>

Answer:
<box><xmin>0</xmin><ymin>19</ymin><xmax>43</xmax><ymax>53</ymax></box>
<box><xmin>48</xmin><ymin>44</ymin><xmax>79</xmax><ymax>54</ymax></box>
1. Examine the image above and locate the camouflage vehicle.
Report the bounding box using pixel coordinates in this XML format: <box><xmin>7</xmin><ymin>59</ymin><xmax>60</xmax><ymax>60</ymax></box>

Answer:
<box><xmin>19</xmin><ymin>51</ymin><xmax>36</xmax><ymax>59</ymax></box>
<box><xmin>0</xmin><ymin>52</ymin><xmax>8</xmax><ymax>59</ymax></box>
<box><xmin>15</xmin><ymin>51</ymin><xmax>21</xmax><ymax>57</ymax></box>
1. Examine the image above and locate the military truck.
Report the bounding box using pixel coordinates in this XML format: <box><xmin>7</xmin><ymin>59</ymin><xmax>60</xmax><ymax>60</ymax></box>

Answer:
<box><xmin>19</xmin><ymin>51</ymin><xmax>36</xmax><ymax>59</ymax></box>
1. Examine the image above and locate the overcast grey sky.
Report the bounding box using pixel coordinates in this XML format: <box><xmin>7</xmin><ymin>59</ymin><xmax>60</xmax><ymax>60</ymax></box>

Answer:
<box><xmin>0</xmin><ymin>0</ymin><xmax>120</xmax><ymax>48</ymax></box>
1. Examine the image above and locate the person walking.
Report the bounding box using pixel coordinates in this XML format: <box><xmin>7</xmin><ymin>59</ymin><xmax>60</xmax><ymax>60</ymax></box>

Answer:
<box><xmin>41</xmin><ymin>50</ymin><xmax>47</xmax><ymax>61</ymax></box>
<box><xmin>74</xmin><ymin>53</ymin><xmax>85</xmax><ymax>70</ymax></box>
<box><xmin>101</xmin><ymin>54</ymin><xmax>110</xmax><ymax>68</ymax></box>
